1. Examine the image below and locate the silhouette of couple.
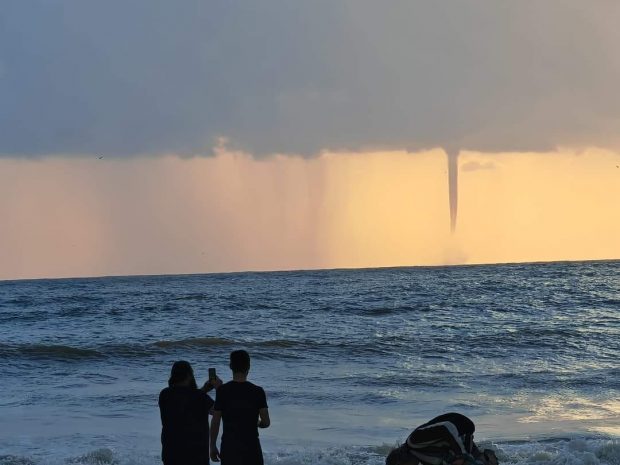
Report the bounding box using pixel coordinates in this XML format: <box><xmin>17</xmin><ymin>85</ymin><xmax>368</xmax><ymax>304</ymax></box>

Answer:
<box><xmin>159</xmin><ymin>350</ymin><xmax>270</xmax><ymax>465</ymax></box>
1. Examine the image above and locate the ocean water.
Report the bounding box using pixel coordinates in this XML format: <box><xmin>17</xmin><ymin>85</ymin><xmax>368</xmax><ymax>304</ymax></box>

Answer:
<box><xmin>0</xmin><ymin>260</ymin><xmax>618</xmax><ymax>465</ymax></box>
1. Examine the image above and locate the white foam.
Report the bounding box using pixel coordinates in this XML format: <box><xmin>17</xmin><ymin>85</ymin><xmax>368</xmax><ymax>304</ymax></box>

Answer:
<box><xmin>492</xmin><ymin>438</ymin><xmax>620</xmax><ymax>465</ymax></box>
<box><xmin>1</xmin><ymin>437</ymin><xmax>619</xmax><ymax>465</ymax></box>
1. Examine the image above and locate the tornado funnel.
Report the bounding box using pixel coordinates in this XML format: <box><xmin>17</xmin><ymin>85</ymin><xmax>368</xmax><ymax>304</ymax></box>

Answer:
<box><xmin>446</xmin><ymin>149</ymin><xmax>459</xmax><ymax>233</ymax></box>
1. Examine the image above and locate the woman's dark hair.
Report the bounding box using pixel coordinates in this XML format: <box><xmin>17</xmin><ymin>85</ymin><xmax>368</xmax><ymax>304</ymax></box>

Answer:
<box><xmin>168</xmin><ymin>360</ymin><xmax>198</xmax><ymax>388</ymax></box>
<box><xmin>229</xmin><ymin>350</ymin><xmax>251</xmax><ymax>374</ymax></box>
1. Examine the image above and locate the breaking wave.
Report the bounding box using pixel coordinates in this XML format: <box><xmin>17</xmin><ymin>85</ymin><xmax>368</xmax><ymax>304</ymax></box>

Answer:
<box><xmin>1</xmin><ymin>438</ymin><xmax>619</xmax><ymax>465</ymax></box>
<box><xmin>0</xmin><ymin>343</ymin><xmax>104</xmax><ymax>360</ymax></box>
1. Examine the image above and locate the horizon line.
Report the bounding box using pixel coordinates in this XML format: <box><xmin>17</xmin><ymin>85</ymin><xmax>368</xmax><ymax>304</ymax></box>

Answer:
<box><xmin>2</xmin><ymin>257</ymin><xmax>618</xmax><ymax>284</ymax></box>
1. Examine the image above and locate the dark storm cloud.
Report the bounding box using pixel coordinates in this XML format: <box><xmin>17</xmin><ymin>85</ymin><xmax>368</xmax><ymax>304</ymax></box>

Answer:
<box><xmin>1</xmin><ymin>1</ymin><xmax>620</xmax><ymax>157</ymax></box>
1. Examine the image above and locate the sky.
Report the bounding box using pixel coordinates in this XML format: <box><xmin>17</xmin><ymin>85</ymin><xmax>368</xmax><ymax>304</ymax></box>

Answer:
<box><xmin>1</xmin><ymin>1</ymin><xmax>619</xmax><ymax>280</ymax></box>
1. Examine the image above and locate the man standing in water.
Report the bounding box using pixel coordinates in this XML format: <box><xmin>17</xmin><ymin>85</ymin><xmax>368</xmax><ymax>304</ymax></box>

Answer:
<box><xmin>210</xmin><ymin>350</ymin><xmax>270</xmax><ymax>465</ymax></box>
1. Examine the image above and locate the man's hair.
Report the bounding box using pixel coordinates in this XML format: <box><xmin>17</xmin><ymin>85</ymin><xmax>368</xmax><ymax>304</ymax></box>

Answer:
<box><xmin>230</xmin><ymin>349</ymin><xmax>251</xmax><ymax>373</ymax></box>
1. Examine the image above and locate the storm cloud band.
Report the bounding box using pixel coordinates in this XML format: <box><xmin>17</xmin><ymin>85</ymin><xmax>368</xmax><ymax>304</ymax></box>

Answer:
<box><xmin>1</xmin><ymin>1</ymin><xmax>620</xmax><ymax>157</ymax></box>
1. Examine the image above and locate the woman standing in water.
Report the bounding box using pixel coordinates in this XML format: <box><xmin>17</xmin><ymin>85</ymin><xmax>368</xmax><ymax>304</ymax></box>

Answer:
<box><xmin>159</xmin><ymin>360</ymin><xmax>222</xmax><ymax>465</ymax></box>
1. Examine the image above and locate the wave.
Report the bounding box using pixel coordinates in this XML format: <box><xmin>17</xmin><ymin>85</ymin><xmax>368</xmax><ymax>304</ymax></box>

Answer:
<box><xmin>66</xmin><ymin>448</ymin><xmax>116</xmax><ymax>465</ymax></box>
<box><xmin>0</xmin><ymin>336</ymin><xmax>387</xmax><ymax>363</ymax></box>
<box><xmin>0</xmin><ymin>455</ymin><xmax>36</xmax><ymax>465</ymax></box>
<box><xmin>0</xmin><ymin>343</ymin><xmax>104</xmax><ymax>360</ymax></box>
<box><xmin>495</xmin><ymin>437</ymin><xmax>620</xmax><ymax>465</ymax></box>
<box><xmin>172</xmin><ymin>293</ymin><xmax>209</xmax><ymax>302</ymax></box>
<box><xmin>150</xmin><ymin>337</ymin><xmax>384</xmax><ymax>354</ymax></box>
<box><xmin>2</xmin><ymin>296</ymin><xmax>35</xmax><ymax>307</ymax></box>
<box><xmin>0</xmin><ymin>337</ymin><xmax>242</xmax><ymax>361</ymax></box>
<box><xmin>153</xmin><ymin>337</ymin><xmax>234</xmax><ymax>348</ymax></box>
<box><xmin>255</xmin><ymin>339</ymin><xmax>303</xmax><ymax>348</ymax></box>
<box><xmin>2</xmin><ymin>438</ymin><xmax>618</xmax><ymax>465</ymax></box>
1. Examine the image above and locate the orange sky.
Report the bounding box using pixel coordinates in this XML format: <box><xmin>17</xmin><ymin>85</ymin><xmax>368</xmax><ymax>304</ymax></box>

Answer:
<box><xmin>1</xmin><ymin>148</ymin><xmax>619</xmax><ymax>280</ymax></box>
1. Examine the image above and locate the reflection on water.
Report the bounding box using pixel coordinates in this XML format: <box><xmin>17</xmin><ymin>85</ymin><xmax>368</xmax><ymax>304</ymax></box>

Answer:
<box><xmin>519</xmin><ymin>396</ymin><xmax>620</xmax><ymax>431</ymax></box>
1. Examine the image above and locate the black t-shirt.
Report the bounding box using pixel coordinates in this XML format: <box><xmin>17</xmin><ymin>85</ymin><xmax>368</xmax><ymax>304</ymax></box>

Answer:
<box><xmin>213</xmin><ymin>381</ymin><xmax>268</xmax><ymax>443</ymax></box>
<box><xmin>159</xmin><ymin>386</ymin><xmax>214</xmax><ymax>465</ymax></box>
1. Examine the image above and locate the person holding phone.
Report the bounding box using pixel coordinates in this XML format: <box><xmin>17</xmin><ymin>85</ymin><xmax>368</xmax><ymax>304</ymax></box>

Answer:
<box><xmin>159</xmin><ymin>361</ymin><xmax>222</xmax><ymax>465</ymax></box>
<box><xmin>210</xmin><ymin>350</ymin><xmax>270</xmax><ymax>465</ymax></box>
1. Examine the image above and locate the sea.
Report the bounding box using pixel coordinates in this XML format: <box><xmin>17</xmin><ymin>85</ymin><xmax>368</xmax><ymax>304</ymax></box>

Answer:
<box><xmin>0</xmin><ymin>260</ymin><xmax>618</xmax><ymax>465</ymax></box>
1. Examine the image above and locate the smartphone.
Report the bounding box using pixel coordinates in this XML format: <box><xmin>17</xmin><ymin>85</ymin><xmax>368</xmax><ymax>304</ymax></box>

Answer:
<box><xmin>208</xmin><ymin>368</ymin><xmax>217</xmax><ymax>382</ymax></box>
